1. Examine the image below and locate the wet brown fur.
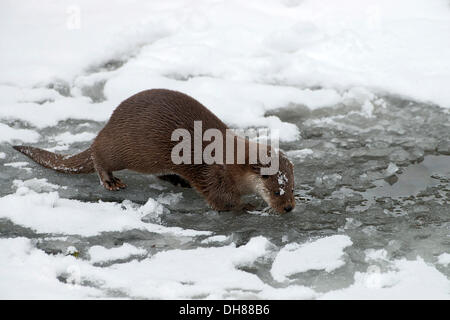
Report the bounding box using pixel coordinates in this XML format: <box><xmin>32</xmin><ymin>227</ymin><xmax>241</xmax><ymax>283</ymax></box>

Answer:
<box><xmin>13</xmin><ymin>89</ymin><xmax>295</xmax><ymax>213</ymax></box>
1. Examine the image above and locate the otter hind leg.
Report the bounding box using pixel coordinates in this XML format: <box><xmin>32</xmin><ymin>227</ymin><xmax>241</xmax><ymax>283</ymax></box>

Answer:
<box><xmin>97</xmin><ymin>170</ymin><xmax>127</xmax><ymax>191</ymax></box>
<box><xmin>92</xmin><ymin>157</ymin><xmax>126</xmax><ymax>191</ymax></box>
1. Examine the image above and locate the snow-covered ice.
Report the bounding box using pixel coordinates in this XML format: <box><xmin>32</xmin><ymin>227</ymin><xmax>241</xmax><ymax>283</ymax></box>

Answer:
<box><xmin>0</xmin><ymin>183</ymin><xmax>210</xmax><ymax>237</ymax></box>
<box><xmin>271</xmin><ymin>235</ymin><xmax>353</xmax><ymax>282</ymax></box>
<box><xmin>88</xmin><ymin>244</ymin><xmax>147</xmax><ymax>264</ymax></box>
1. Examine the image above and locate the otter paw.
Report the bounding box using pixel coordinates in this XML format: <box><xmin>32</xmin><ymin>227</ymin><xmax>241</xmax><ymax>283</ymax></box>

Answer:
<box><xmin>104</xmin><ymin>177</ymin><xmax>127</xmax><ymax>191</ymax></box>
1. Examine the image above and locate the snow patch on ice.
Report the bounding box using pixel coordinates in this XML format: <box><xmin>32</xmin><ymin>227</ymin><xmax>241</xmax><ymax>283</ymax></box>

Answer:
<box><xmin>82</xmin><ymin>236</ymin><xmax>272</xmax><ymax>299</ymax></box>
<box><xmin>286</xmin><ymin>149</ymin><xmax>314</xmax><ymax>160</ymax></box>
<box><xmin>4</xmin><ymin>162</ymin><xmax>29</xmax><ymax>168</ymax></box>
<box><xmin>321</xmin><ymin>258</ymin><xmax>450</xmax><ymax>299</ymax></box>
<box><xmin>437</xmin><ymin>253</ymin><xmax>450</xmax><ymax>266</ymax></box>
<box><xmin>0</xmin><ymin>184</ymin><xmax>210</xmax><ymax>237</ymax></box>
<box><xmin>51</xmin><ymin>132</ymin><xmax>96</xmax><ymax>145</ymax></box>
<box><xmin>13</xmin><ymin>178</ymin><xmax>61</xmax><ymax>193</ymax></box>
<box><xmin>4</xmin><ymin>162</ymin><xmax>32</xmax><ymax>173</ymax></box>
<box><xmin>0</xmin><ymin>237</ymin><xmax>100</xmax><ymax>299</ymax></box>
<box><xmin>201</xmin><ymin>235</ymin><xmax>230</xmax><ymax>244</ymax></box>
<box><xmin>365</xmin><ymin>249</ymin><xmax>389</xmax><ymax>262</ymax></box>
<box><xmin>271</xmin><ymin>235</ymin><xmax>353</xmax><ymax>282</ymax></box>
<box><xmin>89</xmin><ymin>244</ymin><xmax>147</xmax><ymax>264</ymax></box>
<box><xmin>0</xmin><ymin>123</ymin><xmax>40</xmax><ymax>144</ymax></box>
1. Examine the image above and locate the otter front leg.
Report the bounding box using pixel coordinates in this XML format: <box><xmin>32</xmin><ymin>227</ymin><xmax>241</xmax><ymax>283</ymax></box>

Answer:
<box><xmin>207</xmin><ymin>193</ymin><xmax>240</xmax><ymax>211</ymax></box>
<box><xmin>203</xmin><ymin>190</ymin><xmax>250</xmax><ymax>212</ymax></box>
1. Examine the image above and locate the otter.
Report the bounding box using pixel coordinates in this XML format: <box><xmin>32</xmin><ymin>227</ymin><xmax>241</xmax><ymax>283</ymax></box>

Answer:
<box><xmin>13</xmin><ymin>89</ymin><xmax>295</xmax><ymax>213</ymax></box>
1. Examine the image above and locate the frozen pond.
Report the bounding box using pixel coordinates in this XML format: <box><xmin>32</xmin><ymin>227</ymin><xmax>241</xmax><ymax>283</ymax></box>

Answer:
<box><xmin>1</xmin><ymin>91</ymin><xmax>449</xmax><ymax>299</ymax></box>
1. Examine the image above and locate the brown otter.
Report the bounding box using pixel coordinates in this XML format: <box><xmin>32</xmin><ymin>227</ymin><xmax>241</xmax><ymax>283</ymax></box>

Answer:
<box><xmin>13</xmin><ymin>89</ymin><xmax>295</xmax><ymax>213</ymax></box>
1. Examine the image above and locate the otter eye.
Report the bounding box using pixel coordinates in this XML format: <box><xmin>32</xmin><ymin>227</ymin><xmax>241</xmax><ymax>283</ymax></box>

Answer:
<box><xmin>274</xmin><ymin>191</ymin><xmax>280</xmax><ymax>196</ymax></box>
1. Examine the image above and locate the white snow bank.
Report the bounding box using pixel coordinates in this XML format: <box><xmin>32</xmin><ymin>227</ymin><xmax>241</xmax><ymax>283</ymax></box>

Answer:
<box><xmin>0</xmin><ymin>237</ymin><xmax>100</xmax><ymax>299</ymax></box>
<box><xmin>89</xmin><ymin>244</ymin><xmax>147</xmax><ymax>264</ymax></box>
<box><xmin>0</xmin><ymin>123</ymin><xmax>40</xmax><ymax>144</ymax></box>
<box><xmin>0</xmin><ymin>91</ymin><xmax>110</xmax><ymax>129</ymax></box>
<box><xmin>2</xmin><ymin>0</ymin><xmax>449</xmax><ymax>142</ymax></box>
<box><xmin>1</xmin><ymin>236</ymin><xmax>315</xmax><ymax>299</ymax></box>
<box><xmin>271</xmin><ymin>235</ymin><xmax>353</xmax><ymax>282</ymax></box>
<box><xmin>321</xmin><ymin>258</ymin><xmax>450</xmax><ymax>299</ymax></box>
<box><xmin>0</xmin><ymin>0</ymin><xmax>174</xmax><ymax>87</ymax></box>
<box><xmin>79</xmin><ymin>236</ymin><xmax>278</xmax><ymax>299</ymax></box>
<box><xmin>0</xmin><ymin>180</ymin><xmax>210</xmax><ymax>237</ymax></box>
<box><xmin>1</xmin><ymin>236</ymin><xmax>448</xmax><ymax>299</ymax></box>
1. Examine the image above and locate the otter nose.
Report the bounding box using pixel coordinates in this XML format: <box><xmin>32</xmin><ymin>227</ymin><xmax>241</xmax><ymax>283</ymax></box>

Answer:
<box><xmin>284</xmin><ymin>205</ymin><xmax>293</xmax><ymax>213</ymax></box>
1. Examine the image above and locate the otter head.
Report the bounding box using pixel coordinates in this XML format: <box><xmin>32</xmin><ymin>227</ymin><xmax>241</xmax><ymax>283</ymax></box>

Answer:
<box><xmin>251</xmin><ymin>152</ymin><xmax>295</xmax><ymax>214</ymax></box>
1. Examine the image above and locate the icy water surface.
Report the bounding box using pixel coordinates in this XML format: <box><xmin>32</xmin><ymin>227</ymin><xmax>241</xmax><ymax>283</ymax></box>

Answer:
<box><xmin>0</xmin><ymin>93</ymin><xmax>449</xmax><ymax>298</ymax></box>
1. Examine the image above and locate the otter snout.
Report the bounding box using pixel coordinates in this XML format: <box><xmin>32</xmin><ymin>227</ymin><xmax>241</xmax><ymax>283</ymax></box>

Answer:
<box><xmin>272</xmin><ymin>199</ymin><xmax>295</xmax><ymax>214</ymax></box>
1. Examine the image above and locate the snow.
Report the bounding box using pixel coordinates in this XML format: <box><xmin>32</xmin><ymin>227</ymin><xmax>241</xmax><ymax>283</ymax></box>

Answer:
<box><xmin>0</xmin><ymin>180</ymin><xmax>210</xmax><ymax>237</ymax></box>
<box><xmin>3</xmin><ymin>162</ymin><xmax>32</xmax><ymax>173</ymax></box>
<box><xmin>0</xmin><ymin>237</ymin><xmax>101</xmax><ymax>299</ymax></box>
<box><xmin>51</xmin><ymin>132</ymin><xmax>96</xmax><ymax>145</ymax></box>
<box><xmin>0</xmin><ymin>236</ymin><xmax>288</xmax><ymax>299</ymax></box>
<box><xmin>201</xmin><ymin>235</ymin><xmax>230</xmax><ymax>244</ymax></box>
<box><xmin>13</xmin><ymin>178</ymin><xmax>61</xmax><ymax>193</ymax></box>
<box><xmin>437</xmin><ymin>253</ymin><xmax>450</xmax><ymax>266</ymax></box>
<box><xmin>107</xmin><ymin>236</ymin><xmax>276</xmax><ymax>299</ymax></box>
<box><xmin>1</xmin><ymin>233</ymin><xmax>448</xmax><ymax>299</ymax></box>
<box><xmin>0</xmin><ymin>123</ymin><xmax>40</xmax><ymax>144</ymax></box>
<box><xmin>4</xmin><ymin>162</ymin><xmax>30</xmax><ymax>168</ymax></box>
<box><xmin>1</xmin><ymin>0</ymin><xmax>450</xmax><ymax>138</ymax></box>
<box><xmin>321</xmin><ymin>258</ymin><xmax>450</xmax><ymax>300</ymax></box>
<box><xmin>271</xmin><ymin>235</ymin><xmax>353</xmax><ymax>282</ymax></box>
<box><xmin>365</xmin><ymin>249</ymin><xmax>389</xmax><ymax>262</ymax></box>
<box><xmin>286</xmin><ymin>149</ymin><xmax>314</xmax><ymax>160</ymax></box>
<box><xmin>89</xmin><ymin>244</ymin><xmax>147</xmax><ymax>264</ymax></box>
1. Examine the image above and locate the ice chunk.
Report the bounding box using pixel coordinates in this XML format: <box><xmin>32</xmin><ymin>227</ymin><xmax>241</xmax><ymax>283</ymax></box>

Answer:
<box><xmin>437</xmin><ymin>253</ymin><xmax>450</xmax><ymax>266</ymax></box>
<box><xmin>89</xmin><ymin>244</ymin><xmax>147</xmax><ymax>264</ymax></box>
<box><xmin>384</xmin><ymin>162</ymin><xmax>399</xmax><ymax>177</ymax></box>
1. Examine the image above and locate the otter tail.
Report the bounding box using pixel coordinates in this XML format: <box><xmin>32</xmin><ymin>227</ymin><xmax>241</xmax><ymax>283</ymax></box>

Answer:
<box><xmin>12</xmin><ymin>146</ymin><xmax>95</xmax><ymax>174</ymax></box>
